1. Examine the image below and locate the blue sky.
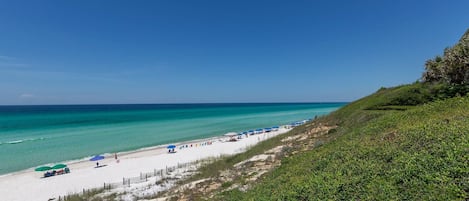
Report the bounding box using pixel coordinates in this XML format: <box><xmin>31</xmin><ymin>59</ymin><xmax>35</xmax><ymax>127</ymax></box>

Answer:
<box><xmin>0</xmin><ymin>0</ymin><xmax>468</xmax><ymax>105</ymax></box>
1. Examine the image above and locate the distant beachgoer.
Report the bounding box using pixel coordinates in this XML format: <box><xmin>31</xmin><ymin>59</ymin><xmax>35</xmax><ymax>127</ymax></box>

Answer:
<box><xmin>114</xmin><ymin>153</ymin><xmax>117</xmax><ymax>160</ymax></box>
<box><xmin>96</xmin><ymin>162</ymin><xmax>99</xmax><ymax>167</ymax></box>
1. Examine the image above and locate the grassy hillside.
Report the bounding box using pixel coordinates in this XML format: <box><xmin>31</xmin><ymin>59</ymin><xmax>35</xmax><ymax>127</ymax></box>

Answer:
<box><xmin>220</xmin><ymin>84</ymin><xmax>469</xmax><ymax>200</ymax></box>
<box><xmin>63</xmin><ymin>85</ymin><xmax>469</xmax><ymax>201</ymax></box>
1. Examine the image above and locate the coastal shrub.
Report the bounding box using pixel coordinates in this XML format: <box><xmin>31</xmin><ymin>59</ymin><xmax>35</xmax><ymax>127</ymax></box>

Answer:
<box><xmin>220</xmin><ymin>95</ymin><xmax>469</xmax><ymax>200</ymax></box>
<box><xmin>422</xmin><ymin>29</ymin><xmax>469</xmax><ymax>85</ymax></box>
<box><xmin>221</xmin><ymin>181</ymin><xmax>233</xmax><ymax>188</ymax></box>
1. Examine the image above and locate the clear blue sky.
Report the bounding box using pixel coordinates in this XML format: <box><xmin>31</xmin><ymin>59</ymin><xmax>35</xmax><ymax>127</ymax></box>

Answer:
<box><xmin>1</xmin><ymin>0</ymin><xmax>468</xmax><ymax>105</ymax></box>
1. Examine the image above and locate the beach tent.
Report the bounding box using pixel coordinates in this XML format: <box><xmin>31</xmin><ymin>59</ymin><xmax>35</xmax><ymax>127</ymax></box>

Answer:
<box><xmin>224</xmin><ymin>132</ymin><xmax>238</xmax><ymax>141</ymax></box>
<box><xmin>272</xmin><ymin>126</ymin><xmax>279</xmax><ymax>131</ymax></box>
<box><xmin>248</xmin><ymin>130</ymin><xmax>254</xmax><ymax>135</ymax></box>
<box><xmin>255</xmin><ymin>128</ymin><xmax>263</xmax><ymax>134</ymax></box>
<box><xmin>264</xmin><ymin>128</ymin><xmax>272</xmax><ymax>132</ymax></box>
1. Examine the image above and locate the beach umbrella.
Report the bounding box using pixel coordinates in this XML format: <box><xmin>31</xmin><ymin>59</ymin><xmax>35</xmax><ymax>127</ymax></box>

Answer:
<box><xmin>167</xmin><ymin>145</ymin><xmax>176</xmax><ymax>149</ymax></box>
<box><xmin>224</xmin><ymin>132</ymin><xmax>238</xmax><ymax>136</ymax></box>
<box><xmin>35</xmin><ymin>166</ymin><xmax>52</xmax><ymax>172</ymax></box>
<box><xmin>52</xmin><ymin>164</ymin><xmax>67</xmax><ymax>169</ymax></box>
<box><xmin>89</xmin><ymin>155</ymin><xmax>105</xmax><ymax>161</ymax></box>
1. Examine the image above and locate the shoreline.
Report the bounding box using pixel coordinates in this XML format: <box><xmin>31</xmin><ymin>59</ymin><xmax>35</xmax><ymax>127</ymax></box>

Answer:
<box><xmin>0</xmin><ymin>139</ymin><xmax>195</xmax><ymax>178</ymax></box>
<box><xmin>0</xmin><ymin>126</ymin><xmax>294</xmax><ymax>201</ymax></box>
<box><xmin>0</xmin><ymin>133</ymin><xmax>238</xmax><ymax>178</ymax></box>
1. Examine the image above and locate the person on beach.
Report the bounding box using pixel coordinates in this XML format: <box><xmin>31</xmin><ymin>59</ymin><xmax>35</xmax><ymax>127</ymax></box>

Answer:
<box><xmin>115</xmin><ymin>153</ymin><xmax>120</xmax><ymax>163</ymax></box>
<box><xmin>96</xmin><ymin>162</ymin><xmax>99</xmax><ymax>167</ymax></box>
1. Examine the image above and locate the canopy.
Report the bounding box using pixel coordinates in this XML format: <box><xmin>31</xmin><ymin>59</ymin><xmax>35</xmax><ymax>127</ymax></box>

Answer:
<box><xmin>89</xmin><ymin>155</ymin><xmax>105</xmax><ymax>161</ymax></box>
<box><xmin>35</xmin><ymin>166</ymin><xmax>52</xmax><ymax>172</ymax></box>
<box><xmin>167</xmin><ymin>145</ymin><xmax>176</xmax><ymax>149</ymax></box>
<box><xmin>52</xmin><ymin>164</ymin><xmax>67</xmax><ymax>169</ymax></box>
<box><xmin>224</xmin><ymin>132</ymin><xmax>238</xmax><ymax>136</ymax></box>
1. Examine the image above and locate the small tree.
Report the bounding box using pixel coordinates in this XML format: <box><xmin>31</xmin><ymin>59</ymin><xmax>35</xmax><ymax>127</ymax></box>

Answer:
<box><xmin>422</xmin><ymin>29</ymin><xmax>469</xmax><ymax>85</ymax></box>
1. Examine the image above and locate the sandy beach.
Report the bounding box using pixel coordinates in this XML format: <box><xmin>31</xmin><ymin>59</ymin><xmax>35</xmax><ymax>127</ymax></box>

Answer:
<box><xmin>0</xmin><ymin>127</ymin><xmax>291</xmax><ymax>201</ymax></box>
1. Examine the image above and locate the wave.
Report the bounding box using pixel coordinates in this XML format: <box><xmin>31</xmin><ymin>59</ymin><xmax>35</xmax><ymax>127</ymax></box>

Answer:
<box><xmin>0</xmin><ymin>137</ymin><xmax>46</xmax><ymax>146</ymax></box>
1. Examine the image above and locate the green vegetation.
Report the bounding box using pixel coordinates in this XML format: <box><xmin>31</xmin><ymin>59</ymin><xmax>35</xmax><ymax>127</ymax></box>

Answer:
<box><xmin>181</xmin><ymin>123</ymin><xmax>310</xmax><ymax>183</ymax></box>
<box><xmin>215</xmin><ymin>29</ymin><xmax>469</xmax><ymax>201</ymax></box>
<box><xmin>423</xmin><ymin>29</ymin><xmax>469</xmax><ymax>86</ymax></box>
<box><xmin>220</xmin><ymin>89</ymin><xmax>469</xmax><ymax>200</ymax></box>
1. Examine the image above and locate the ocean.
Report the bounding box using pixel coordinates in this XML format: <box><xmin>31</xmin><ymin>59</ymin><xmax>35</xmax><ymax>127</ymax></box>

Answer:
<box><xmin>0</xmin><ymin>103</ymin><xmax>345</xmax><ymax>175</ymax></box>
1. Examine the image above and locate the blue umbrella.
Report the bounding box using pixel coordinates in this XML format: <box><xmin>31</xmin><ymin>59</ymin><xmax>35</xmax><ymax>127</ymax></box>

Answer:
<box><xmin>167</xmin><ymin>145</ymin><xmax>176</xmax><ymax>149</ymax></box>
<box><xmin>90</xmin><ymin>155</ymin><xmax>105</xmax><ymax>161</ymax></box>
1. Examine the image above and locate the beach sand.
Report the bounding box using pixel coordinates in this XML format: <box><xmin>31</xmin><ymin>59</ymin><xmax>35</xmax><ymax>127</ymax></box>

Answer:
<box><xmin>0</xmin><ymin>127</ymin><xmax>291</xmax><ymax>201</ymax></box>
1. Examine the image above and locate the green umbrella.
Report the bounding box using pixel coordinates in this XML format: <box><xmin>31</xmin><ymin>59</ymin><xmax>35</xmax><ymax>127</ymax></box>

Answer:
<box><xmin>35</xmin><ymin>166</ymin><xmax>52</xmax><ymax>171</ymax></box>
<box><xmin>52</xmin><ymin>164</ymin><xmax>67</xmax><ymax>169</ymax></box>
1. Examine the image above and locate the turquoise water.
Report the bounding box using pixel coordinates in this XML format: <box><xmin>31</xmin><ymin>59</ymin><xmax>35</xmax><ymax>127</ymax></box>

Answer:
<box><xmin>0</xmin><ymin>103</ymin><xmax>345</xmax><ymax>175</ymax></box>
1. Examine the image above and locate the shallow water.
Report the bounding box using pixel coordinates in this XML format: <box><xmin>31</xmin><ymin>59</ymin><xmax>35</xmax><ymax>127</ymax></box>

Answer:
<box><xmin>0</xmin><ymin>103</ymin><xmax>345</xmax><ymax>175</ymax></box>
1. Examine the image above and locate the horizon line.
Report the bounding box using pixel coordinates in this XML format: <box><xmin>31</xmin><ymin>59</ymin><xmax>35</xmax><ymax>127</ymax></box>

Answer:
<box><xmin>0</xmin><ymin>101</ymin><xmax>350</xmax><ymax>107</ymax></box>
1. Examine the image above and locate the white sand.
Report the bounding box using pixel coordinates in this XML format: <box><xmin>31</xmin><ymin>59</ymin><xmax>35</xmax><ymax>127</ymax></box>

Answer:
<box><xmin>0</xmin><ymin>128</ymin><xmax>291</xmax><ymax>201</ymax></box>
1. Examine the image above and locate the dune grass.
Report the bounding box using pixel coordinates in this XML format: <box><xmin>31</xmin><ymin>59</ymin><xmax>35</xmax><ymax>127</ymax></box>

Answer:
<box><xmin>218</xmin><ymin>85</ymin><xmax>469</xmax><ymax>200</ymax></box>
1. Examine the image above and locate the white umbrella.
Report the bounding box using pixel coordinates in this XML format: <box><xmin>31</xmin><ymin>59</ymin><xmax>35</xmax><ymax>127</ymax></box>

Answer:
<box><xmin>224</xmin><ymin>132</ymin><xmax>238</xmax><ymax>136</ymax></box>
